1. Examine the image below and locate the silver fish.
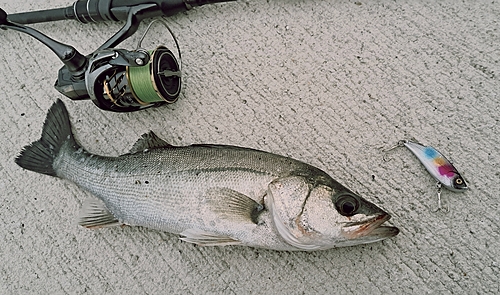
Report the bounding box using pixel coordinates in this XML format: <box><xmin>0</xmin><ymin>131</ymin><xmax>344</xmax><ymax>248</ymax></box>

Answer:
<box><xmin>15</xmin><ymin>100</ymin><xmax>399</xmax><ymax>251</ymax></box>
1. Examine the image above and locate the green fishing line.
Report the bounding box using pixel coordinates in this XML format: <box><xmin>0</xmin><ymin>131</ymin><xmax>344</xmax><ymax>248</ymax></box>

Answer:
<box><xmin>128</xmin><ymin>47</ymin><xmax>181</xmax><ymax>104</ymax></box>
<box><xmin>128</xmin><ymin>52</ymin><xmax>163</xmax><ymax>103</ymax></box>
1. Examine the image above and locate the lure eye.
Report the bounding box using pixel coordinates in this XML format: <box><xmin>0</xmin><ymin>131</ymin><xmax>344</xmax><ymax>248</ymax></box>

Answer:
<box><xmin>452</xmin><ymin>176</ymin><xmax>468</xmax><ymax>190</ymax></box>
<box><xmin>334</xmin><ymin>193</ymin><xmax>360</xmax><ymax>216</ymax></box>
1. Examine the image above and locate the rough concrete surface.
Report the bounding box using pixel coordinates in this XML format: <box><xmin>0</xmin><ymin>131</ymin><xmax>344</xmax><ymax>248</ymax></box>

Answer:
<box><xmin>0</xmin><ymin>0</ymin><xmax>498</xmax><ymax>294</ymax></box>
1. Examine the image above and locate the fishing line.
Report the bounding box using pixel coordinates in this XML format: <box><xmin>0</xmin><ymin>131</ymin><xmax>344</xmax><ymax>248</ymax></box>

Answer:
<box><xmin>128</xmin><ymin>19</ymin><xmax>183</xmax><ymax>104</ymax></box>
<box><xmin>0</xmin><ymin>0</ymin><xmax>226</xmax><ymax>112</ymax></box>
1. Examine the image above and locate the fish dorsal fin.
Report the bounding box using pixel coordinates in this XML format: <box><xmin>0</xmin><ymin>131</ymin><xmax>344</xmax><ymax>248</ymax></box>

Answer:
<box><xmin>179</xmin><ymin>228</ymin><xmax>242</xmax><ymax>246</ymax></box>
<box><xmin>205</xmin><ymin>188</ymin><xmax>264</xmax><ymax>224</ymax></box>
<box><xmin>129</xmin><ymin>131</ymin><xmax>173</xmax><ymax>154</ymax></box>
<box><xmin>78</xmin><ymin>198</ymin><xmax>121</xmax><ymax>229</ymax></box>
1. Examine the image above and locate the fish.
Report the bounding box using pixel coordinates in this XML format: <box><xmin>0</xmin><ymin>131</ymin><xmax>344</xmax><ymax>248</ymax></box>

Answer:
<box><xmin>402</xmin><ymin>140</ymin><xmax>468</xmax><ymax>192</ymax></box>
<box><xmin>15</xmin><ymin>100</ymin><xmax>399</xmax><ymax>251</ymax></box>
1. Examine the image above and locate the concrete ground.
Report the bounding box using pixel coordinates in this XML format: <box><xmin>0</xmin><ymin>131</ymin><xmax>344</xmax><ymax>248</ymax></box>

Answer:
<box><xmin>0</xmin><ymin>0</ymin><xmax>498</xmax><ymax>294</ymax></box>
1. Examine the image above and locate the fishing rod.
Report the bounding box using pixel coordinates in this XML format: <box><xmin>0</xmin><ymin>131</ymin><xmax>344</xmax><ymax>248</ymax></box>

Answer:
<box><xmin>0</xmin><ymin>0</ymin><xmax>234</xmax><ymax>112</ymax></box>
<box><xmin>7</xmin><ymin>0</ymin><xmax>230</xmax><ymax>24</ymax></box>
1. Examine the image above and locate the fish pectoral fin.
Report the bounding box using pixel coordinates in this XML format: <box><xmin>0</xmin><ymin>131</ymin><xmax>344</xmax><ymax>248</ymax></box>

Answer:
<box><xmin>78</xmin><ymin>198</ymin><xmax>122</xmax><ymax>229</ymax></box>
<box><xmin>179</xmin><ymin>228</ymin><xmax>242</xmax><ymax>246</ymax></box>
<box><xmin>128</xmin><ymin>131</ymin><xmax>173</xmax><ymax>154</ymax></box>
<box><xmin>205</xmin><ymin>188</ymin><xmax>264</xmax><ymax>224</ymax></box>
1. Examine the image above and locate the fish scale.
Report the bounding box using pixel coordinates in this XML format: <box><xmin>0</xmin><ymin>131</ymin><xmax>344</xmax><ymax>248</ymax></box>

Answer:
<box><xmin>15</xmin><ymin>100</ymin><xmax>399</xmax><ymax>251</ymax></box>
<box><xmin>55</xmin><ymin>144</ymin><xmax>288</xmax><ymax>231</ymax></box>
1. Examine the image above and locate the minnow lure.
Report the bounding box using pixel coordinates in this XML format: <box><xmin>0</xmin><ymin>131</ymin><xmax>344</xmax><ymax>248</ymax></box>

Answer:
<box><xmin>385</xmin><ymin>140</ymin><xmax>468</xmax><ymax>212</ymax></box>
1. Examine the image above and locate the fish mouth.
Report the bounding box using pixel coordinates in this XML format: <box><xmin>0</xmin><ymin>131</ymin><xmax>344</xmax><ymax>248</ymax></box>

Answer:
<box><xmin>341</xmin><ymin>213</ymin><xmax>399</xmax><ymax>240</ymax></box>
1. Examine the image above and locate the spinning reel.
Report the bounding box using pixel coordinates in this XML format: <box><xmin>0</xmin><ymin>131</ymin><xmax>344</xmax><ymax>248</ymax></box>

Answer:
<box><xmin>0</xmin><ymin>0</ymin><xmax>231</xmax><ymax>112</ymax></box>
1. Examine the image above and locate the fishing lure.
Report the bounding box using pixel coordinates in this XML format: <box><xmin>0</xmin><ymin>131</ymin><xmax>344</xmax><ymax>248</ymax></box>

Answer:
<box><xmin>385</xmin><ymin>140</ymin><xmax>468</xmax><ymax>212</ymax></box>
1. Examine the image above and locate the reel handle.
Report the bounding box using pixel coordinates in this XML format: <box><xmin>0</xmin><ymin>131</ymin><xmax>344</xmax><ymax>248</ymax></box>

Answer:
<box><xmin>1</xmin><ymin>0</ymin><xmax>234</xmax><ymax>111</ymax></box>
<box><xmin>0</xmin><ymin>8</ymin><xmax>86</xmax><ymax>76</ymax></box>
<box><xmin>0</xmin><ymin>6</ymin><xmax>181</xmax><ymax>112</ymax></box>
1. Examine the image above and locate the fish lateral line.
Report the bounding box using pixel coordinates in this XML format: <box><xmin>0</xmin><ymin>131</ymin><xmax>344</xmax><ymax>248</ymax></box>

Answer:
<box><xmin>15</xmin><ymin>99</ymin><xmax>400</xmax><ymax>251</ymax></box>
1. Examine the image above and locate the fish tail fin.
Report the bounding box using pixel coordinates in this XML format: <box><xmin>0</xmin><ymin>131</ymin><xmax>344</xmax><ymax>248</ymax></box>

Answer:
<box><xmin>15</xmin><ymin>99</ymin><xmax>78</xmax><ymax>177</ymax></box>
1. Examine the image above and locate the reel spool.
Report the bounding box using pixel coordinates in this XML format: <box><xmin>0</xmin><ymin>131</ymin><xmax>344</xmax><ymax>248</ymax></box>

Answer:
<box><xmin>128</xmin><ymin>47</ymin><xmax>181</xmax><ymax>103</ymax></box>
<box><xmin>0</xmin><ymin>4</ymin><xmax>184</xmax><ymax>112</ymax></box>
<box><xmin>90</xmin><ymin>46</ymin><xmax>181</xmax><ymax>111</ymax></box>
<box><xmin>88</xmin><ymin>20</ymin><xmax>182</xmax><ymax>112</ymax></box>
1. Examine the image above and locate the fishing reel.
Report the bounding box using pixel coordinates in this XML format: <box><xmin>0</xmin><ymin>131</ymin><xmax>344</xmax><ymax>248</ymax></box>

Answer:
<box><xmin>0</xmin><ymin>0</ymin><xmax>231</xmax><ymax>112</ymax></box>
<box><xmin>82</xmin><ymin>18</ymin><xmax>183</xmax><ymax>112</ymax></box>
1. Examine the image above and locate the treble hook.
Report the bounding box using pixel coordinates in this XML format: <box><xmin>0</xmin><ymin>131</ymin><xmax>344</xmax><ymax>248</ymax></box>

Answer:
<box><xmin>382</xmin><ymin>139</ymin><xmax>408</xmax><ymax>162</ymax></box>
<box><xmin>431</xmin><ymin>182</ymin><xmax>449</xmax><ymax>213</ymax></box>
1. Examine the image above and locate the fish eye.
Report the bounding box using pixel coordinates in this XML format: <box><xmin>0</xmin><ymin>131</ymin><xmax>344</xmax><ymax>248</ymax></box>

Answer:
<box><xmin>334</xmin><ymin>193</ymin><xmax>360</xmax><ymax>217</ymax></box>
<box><xmin>455</xmin><ymin>178</ymin><xmax>463</xmax><ymax>185</ymax></box>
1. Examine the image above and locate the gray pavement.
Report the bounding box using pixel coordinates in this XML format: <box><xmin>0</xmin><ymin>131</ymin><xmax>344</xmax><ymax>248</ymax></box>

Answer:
<box><xmin>0</xmin><ymin>0</ymin><xmax>498</xmax><ymax>294</ymax></box>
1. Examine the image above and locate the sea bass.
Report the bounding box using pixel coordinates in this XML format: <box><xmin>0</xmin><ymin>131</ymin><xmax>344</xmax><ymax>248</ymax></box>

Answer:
<box><xmin>16</xmin><ymin>100</ymin><xmax>398</xmax><ymax>251</ymax></box>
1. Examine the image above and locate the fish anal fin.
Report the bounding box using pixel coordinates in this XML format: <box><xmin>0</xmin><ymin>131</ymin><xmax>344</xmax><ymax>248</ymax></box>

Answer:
<box><xmin>179</xmin><ymin>229</ymin><xmax>241</xmax><ymax>246</ymax></box>
<box><xmin>78</xmin><ymin>198</ymin><xmax>122</xmax><ymax>229</ymax></box>
<box><xmin>129</xmin><ymin>131</ymin><xmax>173</xmax><ymax>154</ymax></box>
<box><xmin>206</xmin><ymin>188</ymin><xmax>264</xmax><ymax>224</ymax></box>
